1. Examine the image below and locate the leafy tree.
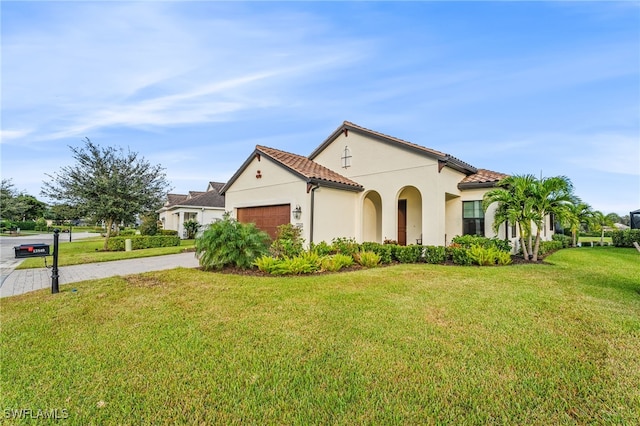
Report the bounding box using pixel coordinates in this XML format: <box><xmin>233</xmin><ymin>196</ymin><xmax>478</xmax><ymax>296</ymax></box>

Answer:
<box><xmin>139</xmin><ymin>213</ymin><xmax>159</xmax><ymax>236</ymax></box>
<box><xmin>606</xmin><ymin>212</ymin><xmax>621</xmax><ymax>224</ymax></box>
<box><xmin>1</xmin><ymin>179</ymin><xmax>25</xmax><ymax>221</ymax></box>
<box><xmin>48</xmin><ymin>203</ymin><xmax>84</xmax><ymax>225</ymax></box>
<box><xmin>183</xmin><ymin>219</ymin><xmax>200</xmax><ymax>239</ymax></box>
<box><xmin>16</xmin><ymin>194</ymin><xmax>48</xmax><ymax>221</ymax></box>
<box><xmin>41</xmin><ymin>138</ymin><xmax>171</xmax><ymax>250</ymax></box>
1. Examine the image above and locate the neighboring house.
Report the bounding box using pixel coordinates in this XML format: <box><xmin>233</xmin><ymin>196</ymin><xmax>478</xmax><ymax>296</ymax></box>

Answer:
<box><xmin>157</xmin><ymin>182</ymin><xmax>226</xmax><ymax>238</ymax></box>
<box><xmin>221</xmin><ymin>121</ymin><xmax>556</xmax><ymax>248</ymax></box>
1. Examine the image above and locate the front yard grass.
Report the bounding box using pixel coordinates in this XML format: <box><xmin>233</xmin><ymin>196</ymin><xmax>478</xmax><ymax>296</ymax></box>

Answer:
<box><xmin>16</xmin><ymin>238</ymin><xmax>195</xmax><ymax>269</ymax></box>
<box><xmin>1</xmin><ymin>247</ymin><xmax>639</xmax><ymax>424</ymax></box>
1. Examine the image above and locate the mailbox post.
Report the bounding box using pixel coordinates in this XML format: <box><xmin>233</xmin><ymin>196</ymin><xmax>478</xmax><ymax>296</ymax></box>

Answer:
<box><xmin>51</xmin><ymin>229</ymin><xmax>60</xmax><ymax>294</ymax></box>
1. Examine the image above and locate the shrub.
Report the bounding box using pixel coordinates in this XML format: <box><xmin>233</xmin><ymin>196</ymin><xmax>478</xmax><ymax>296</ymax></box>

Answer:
<box><xmin>12</xmin><ymin>221</ymin><xmax>36</xmax><ymax>231</ymax></box>
<box><xmin>183</xmin><ymin>219</ymin><xmax>201</xmax><ymax>239</ymax></box>
<box><xmin>119</xmin><ymin>228</ymin><xmax>137</xmax><ymax>236</ymax></box>
<box><xmin>195</xmin><ymin>217</ymin><xmax>270</xmax><ymax>270</ymax></box>
<box><xmin>423</xmin><ymin>246</ymin><xmax>446</xmax><ymax>264</ymax></box>
<box><xmin>354</xmin><ymin>251</ymin><xmax>381</xmax><ymax>268</ymax></box>
<box><xmin>320</xmin><ymin>253</ymin><xmax>354</xmax><ymax>272</ymax></box>
<box><xmin>254</xmin><ymin>256</ymin><xmax>280</xmax><ymax>274</ymax></box>
<box><xmin>611</xmin><ymin>230</ymin><xmax>640</xmax><ymax>248</ymax></box>
<box><xmin>468</xmin><ymin>244</ymin><xmax>507</xmax><ymax>266</ymax></box>
<box><xmin>538</xmin><ymin>240</ymin><xmax>563</xmax><ymax>256</ymax></box>
<box><xmin>271</xmin><ymin>224</ymin><xmax>304</xmax><ymax>258</ymax></box>
<box><xmin>394</xmin><ymin>245</ymin><xmax>423</xmax><ymax>263</ymax></box>
<box><xmin>331</xmin><ymin>237</ymin><xmax>360</xmax><ymax>256</ymax></box>
<box><xmin>34</xmin><ymin>218</ymin><xmax>48</xmax><ymax>232</ymax></box>
<box><xmin>451</xmin><ymin>235</ymin><xmax>511</xmax><ymax>253</ymax></box>
<box><xmin>106</xmin><ymin>235</ymin><xmax>180</xmax><ymax>251</ymax></box>
<box><xmin>552</xmin><ymin>233</ymin><xmax>572</xmax><ymax>248</ymax></box>
<box><xmin>159</xmin><ymin>229</ymin><xmax>179</xmax><ymax>236</ymax></box>
<box><xmin>361</xmin><ymin>242</ymin><xmax>393</xmax><ymax>264</ymax></box>
<box><xmin>495</xmin><ymin>250</ymin><xmax>512</xmax><ymax>266</ymax></box>
<box><xmin>447</xmin><ymin>244</ymin><xmax>472</xmax><ymax>266</ymax></box>
<box><xmin>281</xmin><ymin>253</ymin><xmax>321</xmax><ymax>275</ymax></box>
<box><xmin>310</xmin><ymin>241</ymin><xmax>334</xmax><ymax>256</ymax></box>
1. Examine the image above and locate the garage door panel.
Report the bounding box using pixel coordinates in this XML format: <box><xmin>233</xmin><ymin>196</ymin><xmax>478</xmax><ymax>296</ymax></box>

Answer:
<box><xmin>237</xmin><ymin>204</ymin><xmax>290</xmax><ymax>239</ymax></box>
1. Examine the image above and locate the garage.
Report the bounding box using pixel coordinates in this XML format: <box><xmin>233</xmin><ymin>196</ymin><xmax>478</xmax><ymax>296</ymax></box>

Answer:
<box><xmin>237</xmin><ymin>204</ymin><xmax>290</xmax><ymax>240</ymax></box>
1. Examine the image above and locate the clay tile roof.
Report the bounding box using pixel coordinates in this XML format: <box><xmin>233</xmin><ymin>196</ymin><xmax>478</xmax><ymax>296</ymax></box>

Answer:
<box><xmin>256</xmin><ymin>145</ymin><xmax>363</xmax><ymax>190</ymax></box>
<box><xmin>459</xmin><ymin>169</ymin><xmax>509</xmax><ymax>188</ymax></box>
<box><xmin>343</xmin><ymin>121</ymin><xmax>448</xmax><ymax>158</ymax></box>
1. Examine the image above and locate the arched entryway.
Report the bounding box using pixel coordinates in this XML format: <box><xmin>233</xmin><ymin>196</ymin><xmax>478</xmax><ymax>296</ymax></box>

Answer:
<box><xmin>397</xmin><ymin>186</ymin><xmax>422</xmax><ymax>245</ymax></box>
<box><xmin>362</xmin><ymin>190</ymin><xmax>382</xmax><ymax>243</ymax></box>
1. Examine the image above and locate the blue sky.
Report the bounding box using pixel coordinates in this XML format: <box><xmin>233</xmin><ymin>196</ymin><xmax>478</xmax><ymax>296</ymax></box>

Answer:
<box><xmin>2</xmin><ymin>1</ymin><xmax>639</xmax><ymax>215</ymax></box>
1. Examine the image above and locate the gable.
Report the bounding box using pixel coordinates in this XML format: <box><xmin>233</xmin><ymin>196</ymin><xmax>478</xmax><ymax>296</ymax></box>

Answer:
<box><xmin>309</xmin><ymin>121</ymin><xmax>477</xmax><ymax>176</ymax></box>
<box><xmin>221</xmin><ymin>145</ymin><xmax>363</xmax><ymax>195</ymax></box>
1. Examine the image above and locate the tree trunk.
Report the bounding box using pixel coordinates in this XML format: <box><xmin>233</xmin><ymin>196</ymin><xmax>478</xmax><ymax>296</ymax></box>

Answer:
<box><xmin>518</xmin><ymin>222</ymin><xmax>529</xmax><ymax>260</ymax></box>
<box><xmin>532</xmin><ymin>230</ymin><xmax>541</xmax><ymax>262</ymax></box>
<box><xmin>572</xmin><ymin>229</ymin><xmax>577</xmax><ymax>247</ymax></box>
<box><xmin>103</xmin><ymin>218</ymin><xmax>113</xmax><ymax>251</ymax></box>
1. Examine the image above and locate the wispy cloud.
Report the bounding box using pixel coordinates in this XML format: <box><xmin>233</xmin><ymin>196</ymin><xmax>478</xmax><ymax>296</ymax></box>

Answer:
<box><xmin>2</xmin><ymin>2</ymin><xmax>370</xmax><ymax>143</ymax></box>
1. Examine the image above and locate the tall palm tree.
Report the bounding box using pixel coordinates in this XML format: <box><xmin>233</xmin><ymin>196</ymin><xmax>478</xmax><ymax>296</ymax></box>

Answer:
<box><xmin>529</xmin><ymin>176</ymin><xmax>574</xmax><ymax>261</ymax></box>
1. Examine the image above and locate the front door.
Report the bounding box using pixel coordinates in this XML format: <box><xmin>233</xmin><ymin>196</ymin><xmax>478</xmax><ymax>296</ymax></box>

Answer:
<box><xmin>398</xmin><ymin>199</ymin><xmax>407</xmax><ymax>246</ymax></box>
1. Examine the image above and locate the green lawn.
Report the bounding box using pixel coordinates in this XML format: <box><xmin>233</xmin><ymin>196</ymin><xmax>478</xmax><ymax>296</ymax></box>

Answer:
<box><xmin>16</xmin><ymin>239</ymin><xmax>195</xmax><ymax>269</ymax></box>
<box><xmin>2</xmin><ymin>248</ymin><xmax>639</xmax><ymax>424</ymax></box>
<box><xmin>578</xmin><ymin>236</ymin><xmax>613</xmax><ymax>245</ymax></box>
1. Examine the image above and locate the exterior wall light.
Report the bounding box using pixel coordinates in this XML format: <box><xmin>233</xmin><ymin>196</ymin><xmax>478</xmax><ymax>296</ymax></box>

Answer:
<box><xmin>292</xmin><ymin>205</ymin><xmax>302</xmax><ymax>220</ymax></box>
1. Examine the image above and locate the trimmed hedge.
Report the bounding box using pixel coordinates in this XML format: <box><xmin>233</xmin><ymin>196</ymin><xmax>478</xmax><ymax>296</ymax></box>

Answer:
<box><xmin>106</xmin><ymin>235</ymin><xmax>180</xmax><ymax>251</ymax></box>
<box><xmin>611</xmin><ymin>230</ymin><xmax>640</xmax><ymax>247</ymax></box>
<box><xmin>423</xmin><ymin>246</ymin><xmax>446</xmax><ymax>264</ymax></box>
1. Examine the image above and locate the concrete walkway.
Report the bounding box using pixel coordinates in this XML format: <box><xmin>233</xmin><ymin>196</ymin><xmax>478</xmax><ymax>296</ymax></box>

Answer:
<box><xmin>0</xmin><ymin>252</ymin><xmax>200</xmax><ymax>298</ymax></box>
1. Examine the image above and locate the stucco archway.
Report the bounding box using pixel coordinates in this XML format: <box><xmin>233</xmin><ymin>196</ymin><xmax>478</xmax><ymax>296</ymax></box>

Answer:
<box><xmin>397</xmin><ymin>186</ymin><xmax>422</xmax><ymax>245</ymax></box>
<box><xmin>362</xmin><ymin>190</ymin><xmax>382</xmax><ymax>243</ymax></box>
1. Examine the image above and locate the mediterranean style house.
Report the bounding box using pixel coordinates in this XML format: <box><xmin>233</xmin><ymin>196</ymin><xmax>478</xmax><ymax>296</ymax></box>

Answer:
<box><xmin>221</xmin><ymin>121</ymin><xmax>556</xmax><ymax>248</ymax></box>
<box><xmin>157</xmin><ymin>182</ymin><xmax>225</xmax><ymax>238</ymax></box>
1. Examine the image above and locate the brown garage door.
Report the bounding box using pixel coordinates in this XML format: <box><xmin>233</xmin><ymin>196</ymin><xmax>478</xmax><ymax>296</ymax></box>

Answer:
<box><xmin>237</xmin><ymin>204</ymin><xmax>290</xmax><ymax>240</ymax></box>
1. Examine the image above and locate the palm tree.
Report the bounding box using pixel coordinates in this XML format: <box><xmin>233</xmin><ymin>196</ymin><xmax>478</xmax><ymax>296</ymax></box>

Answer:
<box><xmin>484</xmin><ymin>174</ymin><xmax>574</xmax><ymax>261</ymax></box>
<box><xmin>483</xmin><ymin>174</ymin><xmax>538</xmax><ymax>260</ymax></box>
<box><xmin>590</xmin><ymin>211</ymin><xmax>614</xmax><ymax>246</ymax></box>
<box><xmin>564</xmin><ymin>200</ymin><xmax>593</xmax><ymax>247</ymax></box>
<box><xmin>528</xmin><ymin>176</ymin><xmax>574</xmax><ymax>261</ymax></box>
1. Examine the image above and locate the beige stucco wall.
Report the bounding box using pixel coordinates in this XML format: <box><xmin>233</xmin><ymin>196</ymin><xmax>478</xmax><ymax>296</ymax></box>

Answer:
<box><xmin>224</xmin><ymin>154</ymin><xmax>311</xmax><ymax>241</ymax></box>
<box><xmin>313</xmin><ymin>131</ymin><xmax>468</xmax><ymax>246</ymax></box>
<box><xmin>159</xmin><ymin>207</ymin><xmax>225</xmax><ymax>238</ymax></box>
<box><xmin>311</xmin><ymin>187</ymin><xmax>357</xmax><ymax>244</ymax></box>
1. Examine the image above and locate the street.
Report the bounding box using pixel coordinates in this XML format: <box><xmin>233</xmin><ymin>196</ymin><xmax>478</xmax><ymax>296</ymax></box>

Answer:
<box><xmin>0</xmin><ymin>232</ymin><xmax>94</xmax><ymax>287</ymax></box>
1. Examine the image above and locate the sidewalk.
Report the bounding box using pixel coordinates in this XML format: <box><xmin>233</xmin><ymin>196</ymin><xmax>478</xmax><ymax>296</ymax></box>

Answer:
<box><xmin>0</xmin><ymin>252</ymin><xmax>200</xmax><ymax>298</ymax></box>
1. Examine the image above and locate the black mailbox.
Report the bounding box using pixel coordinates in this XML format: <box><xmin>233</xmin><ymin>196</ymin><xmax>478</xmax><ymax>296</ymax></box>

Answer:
<box><xmin>14</xmin><ymin>244</ymin><xmax>51</xmax><ymax>258</ymax></box>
